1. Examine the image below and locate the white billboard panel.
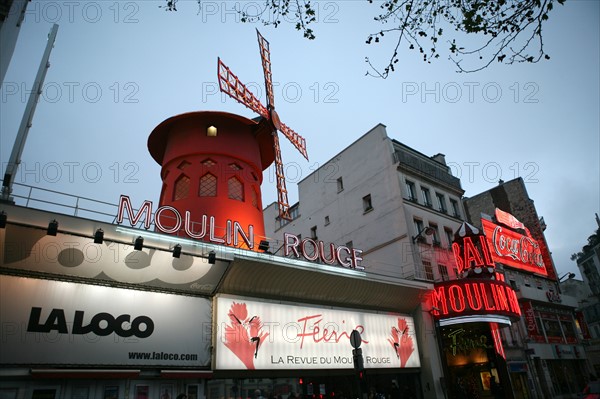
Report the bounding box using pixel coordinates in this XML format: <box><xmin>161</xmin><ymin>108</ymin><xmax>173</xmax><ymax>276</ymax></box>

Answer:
<box><xmin>214</xmin><ymin>296</ymin><xmax>420</xmax><ymax>370</ymax></box>
<box><xmin>0</xmin><ymin>275</ymin><xmax>212</xmax><ymax>367</ymax></box>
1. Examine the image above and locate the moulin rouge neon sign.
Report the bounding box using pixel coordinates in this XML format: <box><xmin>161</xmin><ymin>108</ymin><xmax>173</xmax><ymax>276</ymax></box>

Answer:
<box><xmin>116</xmin><ymin>195</ymin><xmax>364</xmax><ymax>270</ymax></box>
<box><xmin>451</xmin><ymin>234</ymin><xmax>494</xmax><ymax>275</ymax></box>
<box><xmin>430</xmin><ymin>279</ymin><xmax>521</xmax><ymax>320</ymax></box>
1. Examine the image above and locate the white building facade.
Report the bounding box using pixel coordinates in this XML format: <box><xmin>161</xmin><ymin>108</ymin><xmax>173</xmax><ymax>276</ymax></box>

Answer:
<box><xmin>264</xmin><ymin>124</ymin><xmax>467</xmax><ymax>399</ymax></box>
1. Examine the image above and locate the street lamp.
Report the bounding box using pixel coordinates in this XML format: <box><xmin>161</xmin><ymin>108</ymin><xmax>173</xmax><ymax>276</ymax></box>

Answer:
<box><xmin>413</xmin><ymin>226</ymin><xmax>435</xmax><ymax>243</ymax></box>
<box><xmin>558</xmin><ymin>272</ymin><xmax>576</xmax><ymax>282</ymax></box>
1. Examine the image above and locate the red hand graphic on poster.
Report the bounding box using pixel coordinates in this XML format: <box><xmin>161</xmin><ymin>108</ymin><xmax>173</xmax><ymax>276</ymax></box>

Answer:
<box><xmin>387</xmin><ymin>318</ymin><xmax>414</xmax><ymax>367</ymax></box>
<box><xmin>224</xmin><ymin>302</ymin><xmax>270</xmax><ymax>369</ymax></box>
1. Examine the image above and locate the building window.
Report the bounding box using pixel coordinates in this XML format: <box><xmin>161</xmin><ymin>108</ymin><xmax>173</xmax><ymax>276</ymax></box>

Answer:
<box><xmin>438</xmin><ymin>264</ymin><xmax>449</xmax><ymax>281</ymax></box>
<box><xmin>406</xmin><ymin>180</ymin><xmax>416</xmax><ymax>201</ymax></box>
<box><xmin>423</xmin><ymin>260</ymin><xmax>434</xmax><ymax>280</ymax></box>
<box><xmin>199</xmin><ymin>173</ymin><xmax>217</xmax><ymax>197</ymax></box>
<box><xmin>444</xmin><ymin>228</ymin><xmax>454</xmax><ymax>248</ymax></box>
<box><xmin>178</xmin><ymin>160</ymin><xmax>191</xmax><ymax>170</ymax></box>
<box><xmin>202</xmin><ymin>158</ymin><xmax>216</xmax><ymax>167</ymax></box>
<box><xmin>229</xmin><ymin>163</ymin><xmax>242</xmax><ymax>171</ymax></box>
<box><xmin>310</xmin><ymin>226</ymin><xmax>318</xmax><ymax>240</ymax></box>
<box><xmin>421</xmin><ymin>187</ymin><xmax>432</xmax><ymax>207</ymax></box>
<box><xmin>436</xmin><ymin>192</ymin><xmax>447</xmax><ymax>213</ymax></box>
<box><xmin>228</xmin><ymin>177</ymin><xmax>244</xmax><ymax>201</ymax></box>
<box><xmin>363</xmin><ymin>194</ymin><xmax>373</xmax><ymax>212</ymax></box>
<box><xmin>429</xmin><ymin>223</ymin><xmax>440</xmax><ymax>246</ymax></box>
<box><xmin>325</xmin><ymin>216</ymin><xmax>330</xmax><ymax>225</ymax></box>
<box><xmin>173</xmin><ymin>175</ymin><xmax>190</xmax><ymax>201</ymax></box>
<box><xmin>451</xmin><ymin>199</ymin><xmax>460</xmax><ymax>217</ymax></box>
<box><xmin>337</xmin><ymin>177</ymin><xmax>344</xmax><ymax>192</ymax></box>
<box><xmin>251</xmin><ymin>187</ymin><xmax>259</xmax><ymax>209</ymax></box>
<box><xmin>414</xmin><ymin>219</ymin><xmax>425</xmax><ymax>240</ymax></box>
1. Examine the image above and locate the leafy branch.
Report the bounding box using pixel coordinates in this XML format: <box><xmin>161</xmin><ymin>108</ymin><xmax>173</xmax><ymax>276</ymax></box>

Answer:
<box><xmin>162</xmin><ymin>0</ymin><xmax>563</xmax><ymax>76</ymax></box>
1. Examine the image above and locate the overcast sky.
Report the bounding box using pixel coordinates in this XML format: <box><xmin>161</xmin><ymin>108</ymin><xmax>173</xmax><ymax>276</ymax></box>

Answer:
<box><xmin>1</xmin><ymin>0</ymin><xmax>598</xmax><ymax>279</ymax></box>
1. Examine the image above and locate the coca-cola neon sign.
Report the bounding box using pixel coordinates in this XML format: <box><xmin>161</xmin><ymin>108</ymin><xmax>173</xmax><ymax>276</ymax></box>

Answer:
<box><xmin>430</xmin><ymin>279</ymin><xmax>521</xmax><ymax>321</ymax></box>
<box><xmin>481</xmin><ymin>218</ymin><xmax>547</xmax><ymax>276</ymax></box>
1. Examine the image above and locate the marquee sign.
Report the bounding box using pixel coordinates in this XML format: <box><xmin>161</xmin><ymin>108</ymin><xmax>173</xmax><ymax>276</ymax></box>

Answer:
<box><xmin>430</xmin><ymin>279</ymin><xmax>521</xmax><ymax>324</ymax></box>
<box><xmin>116</xmin><ymin>195</ymin><xmax>365</xmax><ymax>270</ymax></box>
<box><xmin>214</xmin><ymin>296</ymin><xmax>420</xmax><ymax>370</ymax></box>
<box><xmin>481</xmin><ymin>218</ymin><xmax>547</xmax><ymax>276</ymax></box>
<box><xmin>0</xmin><ymin>275</ymin><xmax>212</xmax><ymax>366</ymax></box>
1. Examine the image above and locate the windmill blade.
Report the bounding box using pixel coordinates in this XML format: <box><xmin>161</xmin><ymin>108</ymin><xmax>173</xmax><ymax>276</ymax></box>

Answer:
<box><xmin>272</xmin><ymin>133</ymin><xmax>292</xmax><ymax>220</ymax></box>
<box><xmin>279</xmin><ymin>122</ymin><xmax>309</xmax><ymax>160</ymax></box>
<box><xmin>256</xmin><ymin>29</ymin><xmax>275</xmax><ymax>110</ymax></box>
<box><xmin>218</xmin><ymin>58</ymin><xmax>269</xmax><ymax>119</ymax></box>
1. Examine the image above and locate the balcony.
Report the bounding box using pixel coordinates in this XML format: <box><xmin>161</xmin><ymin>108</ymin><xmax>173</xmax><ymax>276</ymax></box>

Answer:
<box><xmin>516</xmin><ymin>284</ymin><xmax>579</xmax><ymax>308</ymax></box>
<box><xmin>394</xmin><ymin>150</ymin><xmax>463</xmax><ymax>192</ymax></box>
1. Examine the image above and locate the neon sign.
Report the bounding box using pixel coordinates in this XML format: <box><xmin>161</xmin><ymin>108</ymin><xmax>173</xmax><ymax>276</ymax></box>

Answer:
<box><xmin>116</xmin><ymin>195</ymin><xmax>255</xmax><ymax>248</ymax></box>
<box><xmin>116</xmin><ymin>195</ymin><xmax>365</xmax><ymax>271</ymax></box>
<box><xmin>452</xmin><ymin>235</ymin><xmax>495</xmax><ymax>275</ymax></box>
<box><xmin>284</xmin><ymin>232</ymin><xmax>364</xmax><ymax>270</ymax></box>
<box><xmin>430</xmin><ymin>279</ymin><xmax>521</xmax><ymax>320</ymax></box>
<box><xmin>481</xmin><ymin>218</ymin><xmax>547</xmax><ymax>275</ymax></box>
<box><xmin>446</xmin><ymin>328</ymin><xmax>493</xmax><ymax>356</ymax></box>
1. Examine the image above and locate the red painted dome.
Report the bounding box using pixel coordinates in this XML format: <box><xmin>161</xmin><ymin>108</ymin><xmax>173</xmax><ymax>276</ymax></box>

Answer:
<box><xmin>148</xmin><ymin>111</ymin><xmax>275</xmax><ymax>249</ymax></box>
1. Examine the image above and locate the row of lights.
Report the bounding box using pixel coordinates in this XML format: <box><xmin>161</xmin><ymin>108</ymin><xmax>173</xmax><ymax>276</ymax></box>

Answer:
<box><xmin>132</xmin><ymin>236</ymin><xmax>216</xmax><ymax>263</ymax></box>
<box><xmin>0</xmin><ymin>211</ymin><xmax>218</xmax><ymax>264</ymax></box>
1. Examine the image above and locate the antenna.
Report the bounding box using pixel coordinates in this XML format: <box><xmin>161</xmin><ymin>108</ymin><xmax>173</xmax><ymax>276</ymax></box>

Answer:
<box><xmin>1</xmin><ymin>24</ymin><xmax>59</xmax><ymax>203</ymax></box>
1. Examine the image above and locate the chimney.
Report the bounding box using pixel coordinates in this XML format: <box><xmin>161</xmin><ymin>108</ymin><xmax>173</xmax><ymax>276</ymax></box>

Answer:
<box><xmin>431</xmin><ymin>153</ymin><xmax>446</xmax><ymax>166</ymax></box>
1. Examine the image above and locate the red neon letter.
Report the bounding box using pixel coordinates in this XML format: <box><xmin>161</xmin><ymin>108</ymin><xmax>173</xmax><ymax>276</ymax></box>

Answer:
<box><xmin>465</xmin><ymin>283</ymin><xmax>483</xmax><ymax>311</ymax></box>
<box><xmin>116</xmin><ymin>195</ymin><xmax>153</xmax><ymax>229</ymax></box>
<box><xmin>481</xmin><ymin>283</ymin><xmax>496</xmax><ymax>311</ymax></box>
<box><xmin>479</xmin><ymin>235</ymin><xmax>494</xmax><ymax>267</ymax></box>
<box><xmin>284</xmin><ymin>233</ymin><xmax>300</xmax><ymax>257</ymax></box>
<box><xmin>448</xmin><ymin>284</ymin><xmax>466</xmax><ymax>313</ymax></box>
<box><xmin>184</xmin><ymin>212</ymin><xmax>207</xmax><ymax>239</ymax></box>
<box><xmin>463</xmin><ymin>237</ymin><xmax>484</xmax><ymax>269</ymax></box>
<box><xmin>431</xmin><ymin>287</ymin><xmax>448</xmax><ymax>315</ymax></box>
<box><xmin>301</xmin><ymin>238</ymin><xmax>319</xmax><ymax>261</ymax></box>
<box><xmin>452</xmin><ymin>242</ymin><xmax>464</xmax><ymax>274</ymax></box>
<box><xmin>318</xmin><ymin>241</ymin><xmax>337</xmax><ymax>265</ymax></box>
<box><xmin>154</xmin><ymin>206</ymin><xmax>182</xmax><ymax>234</ymax></box>
<box><xmin>494</xmin><ymin>284</ymin><xmax>509</xmax><ymax>311</ymax></box>
<box><xmin>336</xmin><ymin>246</ymin><xmax>352</xmax><ymax>268</ymax></box>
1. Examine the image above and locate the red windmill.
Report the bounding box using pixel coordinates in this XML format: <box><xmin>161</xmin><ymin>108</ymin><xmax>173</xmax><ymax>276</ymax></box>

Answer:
<box><xmin>218</xmin><ymin>29</ymin><xmax>309</xmax><ymax>220</ymax></box>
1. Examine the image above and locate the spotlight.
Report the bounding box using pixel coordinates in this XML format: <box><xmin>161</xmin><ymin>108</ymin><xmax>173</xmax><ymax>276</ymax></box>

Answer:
<box><xmin>173</xmin><ymin>244</ymin><xmax>182</xmax><ymax>258</ymax></box>
<box><xmin>134</xmin><ymin>236</ymin><xmax>144</xmax><ymax>251</ymax></box>
<box><xmin>0</xmin><ymin>211</ymin><xmax>6</xmax><ymax>228</ymax></box>
<box><xmin>258</xmin><ymin>240</ymin><xmax>270</xmax><ymax>252</ymax></box>
<box><xmin>47</xmin><ymin>220</ymin><xmax>58</xmax><ymax>236</ymax></box>
<box><xmin>208</xmin><ymin>250</ymin><xmax>216</xmax><ymax>264</ymax></box>
<box><xmin>94</xmin><ymin>228</ymin><xmax>104</xmax><ymax>244</ymax></box>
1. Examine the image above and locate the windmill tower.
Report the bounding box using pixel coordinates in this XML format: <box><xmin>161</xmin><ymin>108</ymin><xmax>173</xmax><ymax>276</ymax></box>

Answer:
<box><xmin>147</xmin><ymin>30</ymin><xmax>308</xmax><ymax>250</ymax></box>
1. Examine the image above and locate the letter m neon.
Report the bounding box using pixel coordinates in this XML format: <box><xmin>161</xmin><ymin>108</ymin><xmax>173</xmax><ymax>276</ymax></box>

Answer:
<box><xmin>116</xmin><ymin>195</ymin><xmax>153</xmax><ymax>229</ymax></box>
<box><xmin>431</xmin><ymin>287</ymin><xmax>448</xmax><ymax>316</ymax></box>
